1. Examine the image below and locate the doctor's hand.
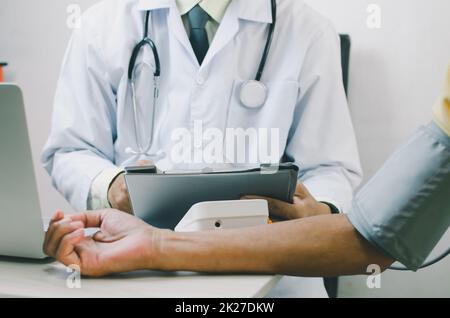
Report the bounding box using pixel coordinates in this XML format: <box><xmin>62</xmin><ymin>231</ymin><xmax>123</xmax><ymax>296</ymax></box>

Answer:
<box><xmin>242</xmin><ymin>183</ymin><xmax>331</xmax><ymax>220</ymax></box>
<box><xmin>108</xmin><ymin>174</ymin><xmax>131</xmax><ymax>213</ymax></box>
<box><xmin>43</xmin><ymin>209</ymin><xmax>162</xmax><ymax>277</ymax></box>
<box><xmin>108</xmin><ymin>160</ymin><xmax>153</xmax><ymax>214</ymax></box>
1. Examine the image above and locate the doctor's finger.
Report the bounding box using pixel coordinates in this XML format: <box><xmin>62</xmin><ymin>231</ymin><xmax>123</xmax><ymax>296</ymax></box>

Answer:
<box><xmin>294</xmin><ymin>183</ymin><xmax>313</xmax><ymax>200</ymax></box>
<box><xmin>55</xmin><ymin>229</ymin><xmax>84</xmax><ymax>268</ymax></box>
<box><xmin>44</xmin><ymin>221</ymin><xmax>84</xmax><ymax>257</ymax></box>
<box><xmin>264</xmin><ymin>198</ymin><xmax>299</xmax><ymax>220</ymax></box>
<box><xmin>242</xmin><ymin>195</ymin><xmax>297</xmax><ymax>220</ymax></box>
<box><xmin>137</xmin><ymin>160</ymin><xmax>153</xmax><ymax>166</ymax></box>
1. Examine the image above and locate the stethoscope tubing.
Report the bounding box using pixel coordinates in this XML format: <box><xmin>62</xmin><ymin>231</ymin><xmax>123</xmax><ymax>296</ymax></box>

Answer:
<box><xmin>256</xmin><ymin>0</ymin><xmax>277</xmax><ymax>81</ymax></box>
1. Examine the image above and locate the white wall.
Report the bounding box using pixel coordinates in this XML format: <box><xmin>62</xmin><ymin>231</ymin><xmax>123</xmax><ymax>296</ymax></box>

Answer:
<box><xmin>304</xmin><ymin>0</ymin><xmax>450</xmax><ymax>297</ymax></box>
<box><xmin>1</xmin><ymin>0</ymin><xmax>449</xmax><ymax>297</ymax></box>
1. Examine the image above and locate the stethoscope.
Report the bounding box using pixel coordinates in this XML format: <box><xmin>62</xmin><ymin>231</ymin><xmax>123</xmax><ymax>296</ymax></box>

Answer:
<box><xmin>126</xmin><ymin>0</ymin><xmax>277</xmax><ymax>157</ymax></box>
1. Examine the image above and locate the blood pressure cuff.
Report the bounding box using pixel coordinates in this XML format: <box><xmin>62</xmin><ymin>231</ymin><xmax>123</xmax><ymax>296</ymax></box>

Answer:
<box><xmin>347</xmin><ymin>122</ymin><xmax>450</xmax><ymax>271</ymax></box>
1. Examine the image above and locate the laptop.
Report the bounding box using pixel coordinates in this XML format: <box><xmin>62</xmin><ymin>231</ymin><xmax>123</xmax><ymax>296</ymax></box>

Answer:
<box><xmin>0</xmin><ymin>84</ymin><xmax>47</xmax><ymax>259</ymax></box>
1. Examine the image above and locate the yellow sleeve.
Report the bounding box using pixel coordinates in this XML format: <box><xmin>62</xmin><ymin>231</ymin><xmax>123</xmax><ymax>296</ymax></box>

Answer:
<box><xmin>433</xmin><ymin>64</ymin><xmax>450</xmax><ymax>136</ymax></box>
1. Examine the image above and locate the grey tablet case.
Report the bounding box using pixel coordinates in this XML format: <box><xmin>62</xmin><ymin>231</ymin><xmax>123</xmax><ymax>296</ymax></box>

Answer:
<box><xmin>125</xmin><ymin>163</ymin><xmax>299</xmax><ymax>229</ymax></box>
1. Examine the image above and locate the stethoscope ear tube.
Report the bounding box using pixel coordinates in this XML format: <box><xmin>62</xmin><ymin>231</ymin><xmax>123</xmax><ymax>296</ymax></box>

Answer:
<box><xmin>128</xmin><ymin>12</ymin><xmax>161</xmax><ymax>81</ymax></box>
<box><xmin>255</xmin><ymin>0</ymin><xmax>277</xmax><ymax>82</ymax></box>
<box><xmin>128</xmin><ymin>40</ymin><xmax>145</xmax><ymax>80</ymax></box>
<box><xmin>128</xmin><ymin>38</ymin><xmax>161</xmax><ymax>80</ymax></box>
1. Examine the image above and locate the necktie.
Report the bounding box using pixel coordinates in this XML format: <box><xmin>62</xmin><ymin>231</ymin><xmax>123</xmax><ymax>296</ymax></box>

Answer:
<box><xmin>187</xmin><ymin>5</ymin><xmax>210</xmax><ymax>64</ymax></box>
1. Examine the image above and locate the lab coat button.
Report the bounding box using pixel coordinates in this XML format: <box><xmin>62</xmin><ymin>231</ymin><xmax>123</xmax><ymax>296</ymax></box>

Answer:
<box><xmin>196</xmin><ymin>76</ymin><xmax>205</xmax><ymax>85</ymax></box>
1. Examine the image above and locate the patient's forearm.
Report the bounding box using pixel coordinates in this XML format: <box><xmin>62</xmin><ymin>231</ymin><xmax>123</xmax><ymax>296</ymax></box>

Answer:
<box><xmin>155</xmin><ymin>215</ymin><xmax>394</xmax><ymax>277</ymax></box>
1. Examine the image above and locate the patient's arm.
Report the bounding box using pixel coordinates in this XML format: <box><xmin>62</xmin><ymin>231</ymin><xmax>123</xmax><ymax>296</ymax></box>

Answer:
<box><xmin>44</xmin><ymin>209</ymin><xmax>393</xmax><ymax>277</ymax></box>
<box><xmin>157</xmin><ymin>213</ymin><xmax>394</xmax><ymax>277</ymax></box>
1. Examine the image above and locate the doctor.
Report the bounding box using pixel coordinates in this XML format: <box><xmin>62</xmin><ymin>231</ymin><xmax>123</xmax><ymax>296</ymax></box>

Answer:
<box><xmin>42</xmin><ymin>0</ymin><xmax>362</xmax><ymax>297</ymax></box>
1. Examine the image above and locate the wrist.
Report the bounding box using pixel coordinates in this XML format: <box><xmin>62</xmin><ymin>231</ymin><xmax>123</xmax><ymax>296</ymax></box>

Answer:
<box><xmin>149</xmin><ymin>229</ymin><xmax>209</xmax><ymax>272</ymax></box>
<box><xmin>145</xmin><ymin>228</ymin><xmax>176</xmax><ymax>271</ymax></box>
<box><xmin>107</xmin><ymin>172</ymin><xmax>125</xmax><ymax>208</ymax></box>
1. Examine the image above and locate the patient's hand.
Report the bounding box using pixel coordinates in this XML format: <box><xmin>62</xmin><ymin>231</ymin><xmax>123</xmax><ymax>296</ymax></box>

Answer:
<box><xmin>43</xmin><ymin>209</ymin><xmax>162</xmax><ymax>277</ymax></box>
<box><xmin>242</xmin><ymin>183</ymin><xmax>331</xmax><ymax>220</ymax></box>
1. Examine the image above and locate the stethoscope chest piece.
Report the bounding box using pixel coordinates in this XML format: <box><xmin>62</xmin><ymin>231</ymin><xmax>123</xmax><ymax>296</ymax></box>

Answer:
<box><xmin>240</xmin><ymin>80</ymin><xmax>268</xmax><ymax>109</ymax></box>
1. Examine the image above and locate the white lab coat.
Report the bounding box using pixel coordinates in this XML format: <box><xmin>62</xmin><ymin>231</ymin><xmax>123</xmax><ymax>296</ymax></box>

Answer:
<box><xmin>42</xmin><ymin>0</ymin><xmax>362</xmax><ymax>298</ymax></box>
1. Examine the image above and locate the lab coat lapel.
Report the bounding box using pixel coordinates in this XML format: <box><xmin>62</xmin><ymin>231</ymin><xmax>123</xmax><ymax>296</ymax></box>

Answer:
<box><xmin>201</xmin><ymin>0</ymin><xmax>272</xmax><ymax>68</ymax></box>
<box><xmin>138</xmin><ymin>0</ymin><xmax>272</xmax><ymax>68</ymax></box>
<box><xmin>200</xmin><ymin>0</ymin><xmax>239</xmax><ymax>68</ymax></box>
<box><xmin>139</xmin><ymin>0</ymin><xmax>198</xmax><ymax>65</ymax></box>
<box><xmin>167</xmin><ymin>1</ymin><xmax>200</xmax><ymax>64</ymax></box>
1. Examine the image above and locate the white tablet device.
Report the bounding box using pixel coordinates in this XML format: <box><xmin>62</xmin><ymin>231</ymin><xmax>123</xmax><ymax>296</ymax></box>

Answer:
<box><xmin>125</xmin><ymin>163</ymin><xmax>298</xmax><ymax>229</ymax></box>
